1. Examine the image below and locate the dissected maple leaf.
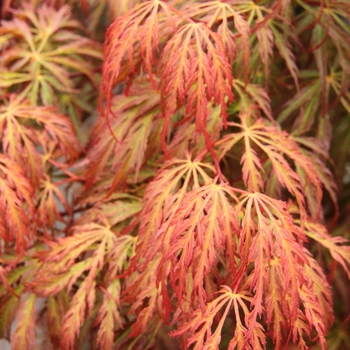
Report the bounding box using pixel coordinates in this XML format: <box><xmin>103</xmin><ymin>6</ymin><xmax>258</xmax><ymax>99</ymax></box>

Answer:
<box><xmin>0</xmin><ymin>154</ymin><xmax>35</xmax><ymax>254</ymax></box>
<box><xmin>183</xmin><ymin>0</ymin><xmax>251</xmax><ymax>80</ymax></box>
<box><xmin>103</xmin><ymin>0</ymin><xmax>233</xmax><ymax>155</ymax></box>
<box><xmin>265</xmin><ymin>258</ymin><xmax>289</xmax><ymax>348</ymax></box>
<box><xmin>95</xmin><ymin>279</ymin><xmax>123</xmax><ymax>349</ymax></box>
<box><xmin>233</xmin><ymin>191</ymin><xmax>308</xmax><ymax>341</ymax></box>
<box><xmin>293</xmin><ymin>136</ymin><xmax>338</xmax><ymax>218</ymax></box>
<box><xmin>86</xmin><ymin>77</ymin><xmax>161</xmax><ymax>190</ymax></box>
<box><xmin>304</xmin><ymin>220</ymin><xmax>350</xmax><ymax>278</ymax></box>
<box><xmin>158</xmin><ymin>180</ymin><xmax>240</xmax><ymax>307</ymax></box>
<box><xmin>0</xmin><ymin>254</ymin><xmax>39</xmax><ymax>350</ymax></box>
<box><xmin>36</xmin><ymin>174</ymin><xmax>72</xmax><ymax>233</ymax></box>
<box><xmin>102</xmin><ymin>0</ymin><xmax>176</xmax><ymax>97</ymax></box>
<box><xmin>0</xmin><ymin>95</ymin><xmax>79</xmax><ymax>188</ymax></box>
<box><xmin>296</xmin><ymin>1</ymin><xmax>350</xmax><ymax>74</ymax></box>
<box><xmin>166</xmin><ymin>104</ymin><xmax>223</xmax><ymax>159</ymax></box>
<box><xmin>33</xmin><ymin>222</ymin><xmax>119</xmax><ymax>295</ymax></box>
<box><xmin>0</xmin><ymin>264</ymin><xmax>30</xmax><ymax>340</ymax></box>
<box><xmin>0</xmin><ymin>2</ymin><xmax>102</xmax><ymax>107</ymax></box>
<box><xmin>160</xmin><ymin>21</ymin><xmax>233</xmax><ymax>153</ymax></box>
<box><xmin>46</xmin><ymin>292</ymin><xmax>69</xmax><ymax>346</ymax></box>
<box><xmin>131</xmin><ymin>153</ymin><xmax>215</xmax><ymax>270</ymax></box>
<box><xmin>124</xmin><ymin>256</ymin><xmax>167</xmax><ymax>338</ymax></box>
<box><xmin>76</xmin><ymin>192</ymin><xmax>141</xmax><ymax>229</ymax></box>
<box><xmin>217</xmin><ymin>115</ymin><xmax>323</xmax><ymax>216</ymax></box>
<box><xmin>10</xmin><ymin>293</ymin><xmax>36</xmax><ymax>350</ymax></box>
<box><xmin>232</xmin><ymin>1</ymin><xmax>274</xmax><ymax>83</ymax></box>
<box><xmin>32</xmin><ymin>220</ymin><xmax>135</xmax><ymax>350</ymax></box>
<box><xmin>233</xmin><ymin>80</ymin><xmax>273</xmax><ymax>121</ymax></box>
<box><xmin>171</xmin><ymin>286</ymin><xmax>265</xmax><ymax>350</ymax></box>
<box><xmin>120</xmin><ymin>154</ymin><xmax>219</xmax><ymax>332</ymax></box>
<box><xmin>270</xmin><ymin>22</ymin><xmax>299</xmax><ymax>88</ymax></box>
<box><xmin>302</xmin><ymin>252</ymin><xmax>334</xmax><ymax>340</ymax></box>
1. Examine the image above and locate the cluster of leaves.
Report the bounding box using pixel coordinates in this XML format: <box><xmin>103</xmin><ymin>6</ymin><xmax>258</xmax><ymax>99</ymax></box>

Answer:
<box><xmin>0</xmin><ymin>0</ymin><xmax>350</xmax><ymax>350</ymax></box>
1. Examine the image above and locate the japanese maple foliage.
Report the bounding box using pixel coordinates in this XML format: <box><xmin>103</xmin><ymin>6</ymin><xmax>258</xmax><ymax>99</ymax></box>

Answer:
<box><xmin>1</xmin><ymin>0</ymin><xmax>350</xmax><ymax>349</ymax></box>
